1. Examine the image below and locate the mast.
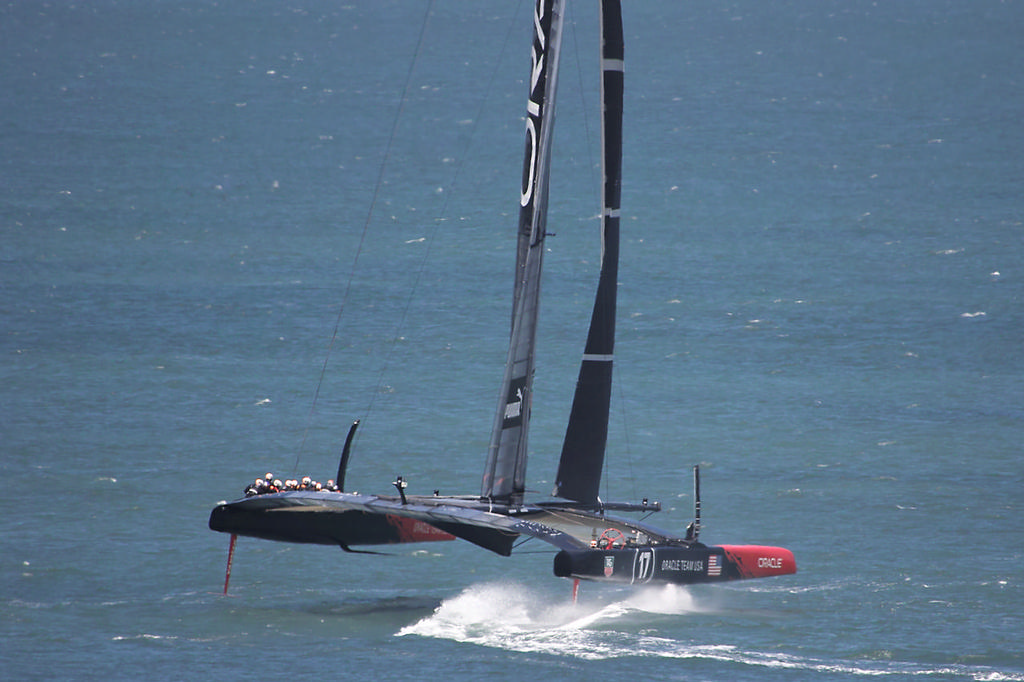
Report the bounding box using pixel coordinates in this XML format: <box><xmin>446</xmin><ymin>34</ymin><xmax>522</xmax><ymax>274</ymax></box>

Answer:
<box><xmin>553</xmin><ymin>0</ymin><xmax>623</xmax><ymax>505</ymax></box>
<box><xmin>481</xmin><ymin>0</ymin><xmax>566</xmax><ymax>505</ymax></box>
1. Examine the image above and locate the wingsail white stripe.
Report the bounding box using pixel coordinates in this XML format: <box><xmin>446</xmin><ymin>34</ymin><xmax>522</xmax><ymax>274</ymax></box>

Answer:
<box><xmin>602</xmin><ymin>58</ymin><xmax>624</xmax><ymax>73</ymax></box>
<box><xmin>582</xmin><ymin>353</ymin><xmax>614</xmax><ymax>362</ymax></box>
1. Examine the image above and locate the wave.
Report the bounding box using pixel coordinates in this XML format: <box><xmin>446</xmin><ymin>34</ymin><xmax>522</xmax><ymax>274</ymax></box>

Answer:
<box><xmin>398</xmin><ymin>581</ymin><xmax>1024</xmax><ymax>679</ymax></box>
<box><xmin>398</xmin><ymin>581</ymin><xmax>745</xmax><ymax>660</ymax></box>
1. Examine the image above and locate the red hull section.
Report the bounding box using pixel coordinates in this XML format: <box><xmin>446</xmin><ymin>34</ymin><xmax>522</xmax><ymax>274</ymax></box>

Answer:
<box><xmin>719</xmin><ymin>545</ymin><xmax>797</xmax><ymax>579</ymax></box>
<box><xmin>385</xmin><ymin>515</ymin><xmax>456</xmax><ymax>544</ymax></box>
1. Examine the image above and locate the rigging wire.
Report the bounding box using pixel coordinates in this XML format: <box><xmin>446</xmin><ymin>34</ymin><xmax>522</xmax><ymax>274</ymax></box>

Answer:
<box><xmin>293</xmin><ymin>1</ymin><xmax>438</xmax><ymax>473</ymax></box>
<box><xmin>361</xmin><ymin>3</ymin><xmax>526</xmax><ymax>436</ymax></box>
<box><xmin>564</xmin><ymin>6</ymin><xmax>613</xmax><ymax>504</ymax></box>
<box><xmin>294</xmin><ymin>1</ymin><xmax>526</xmax><ymax>473</ymax></box>
<box><xmin>568</xmin><ymin>2</ymin><xmax>601</xmax><ymax>208</ymax></box>
<box><xmin>617</xmin><ymin>379</ymin><xmax>638</xmax><ymax>503</ymax></box>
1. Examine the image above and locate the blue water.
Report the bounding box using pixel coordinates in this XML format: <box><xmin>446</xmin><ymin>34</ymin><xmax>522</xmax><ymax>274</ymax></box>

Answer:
<box><xmin>3</xmin><ymin>1</ymin><xmax>1022</xmax><ymax>680</ymax></box>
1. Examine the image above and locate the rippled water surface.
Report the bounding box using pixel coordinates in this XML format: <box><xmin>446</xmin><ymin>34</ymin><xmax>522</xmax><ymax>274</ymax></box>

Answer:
<box><xmin>3</xmin><ymin>2</ymin><xmax>1022</xmax><ymax>680</ymax></box>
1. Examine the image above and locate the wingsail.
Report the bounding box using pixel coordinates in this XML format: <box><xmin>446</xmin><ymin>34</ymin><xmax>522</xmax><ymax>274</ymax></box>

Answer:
<box><xmin>481</xmin><ymin>0</ymin><xmax>566</xmax><ymax>506</ymax></box>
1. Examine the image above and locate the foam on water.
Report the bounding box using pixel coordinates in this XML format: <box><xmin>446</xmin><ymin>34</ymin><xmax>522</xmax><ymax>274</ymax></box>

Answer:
<box><xmin>399</xmin><ymin>581</ymin><xmax>1023</xmax><ymax>679</ymax></box>
<box><xmin>397</xmin><ymin>581</ymin><xmax>704</xmax><ymax>659</ymax></box>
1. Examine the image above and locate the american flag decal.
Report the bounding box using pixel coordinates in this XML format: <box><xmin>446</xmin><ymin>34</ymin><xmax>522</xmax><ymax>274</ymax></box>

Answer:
<box><xmin>708</xmin><ymin>554</ymin><xmax>722</xmax><ymax>576</ymax></box>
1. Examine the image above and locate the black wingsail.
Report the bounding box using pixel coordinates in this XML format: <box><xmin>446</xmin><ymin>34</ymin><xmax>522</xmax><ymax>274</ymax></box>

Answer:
<box><xmin>481</xmin><ymin>0</ymin><xmax>566</xmax><ymax>506</ymax></box>
<box><xmin>553</xmin><ymin>0</ymin><xmax>623</xmax><ymax>505</ymax></box>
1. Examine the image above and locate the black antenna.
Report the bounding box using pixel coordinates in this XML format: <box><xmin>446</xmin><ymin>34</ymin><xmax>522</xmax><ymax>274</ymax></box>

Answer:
<box><xmin>336</xmin><ymin>419</ymin><xmax>360</xmax><ymax>492</ymax></box>
<box><xmin>685</xmin><ymin>465</ymin><xmax>701</xmax><ymax>543</ymax></box>
<box><xmin>693</xmin><ymin>465</ymin><xmax>702</xmax><ymax>539</ymax></box>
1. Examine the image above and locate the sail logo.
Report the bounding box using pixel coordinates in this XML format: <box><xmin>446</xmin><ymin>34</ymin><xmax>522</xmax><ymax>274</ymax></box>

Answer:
<box><xmin>521</xmin><ymin>0</ymin><xmax>550</xmax><ymax>208</ymax></box>
<box><xmin>503</xmin><ymin>378</ymin><xmax>527</xmax><ymax>428</ymax></box>
<box><xmin>504</xmin><ymin>389</ymin><xmax>522</xmax><ymax>420</ymax></box>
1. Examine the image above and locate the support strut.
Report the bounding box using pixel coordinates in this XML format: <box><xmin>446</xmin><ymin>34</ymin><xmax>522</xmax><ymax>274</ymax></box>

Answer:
<box><xmin>223</xmin><ymin>533</ymin><xmax>237</xmax><ymax>595</ymax></box>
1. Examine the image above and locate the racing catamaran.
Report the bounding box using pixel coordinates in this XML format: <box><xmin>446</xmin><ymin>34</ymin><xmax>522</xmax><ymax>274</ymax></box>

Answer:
<box><xmin>210</xmin><ymin>0</ymin><xmax>796</xmax><ymax>590</ymax></box>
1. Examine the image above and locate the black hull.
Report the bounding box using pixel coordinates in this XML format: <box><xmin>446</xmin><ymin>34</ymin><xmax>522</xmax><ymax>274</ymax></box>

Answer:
<box><xmin>553</xmin><ymin>544</ymin><xmax>796</xmax><ymax>585</ymax></box>
<box><xmin>209</xmin><ymin>502</ymin><xmax>453</xmax><ymax>547</ymax></box>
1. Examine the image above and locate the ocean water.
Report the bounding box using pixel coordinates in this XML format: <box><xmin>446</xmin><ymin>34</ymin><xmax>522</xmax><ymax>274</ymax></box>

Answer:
<box><xmin>2</xmin><ymin>1</ymin><xmax>1022</xmax><ymax>680</ymax></box>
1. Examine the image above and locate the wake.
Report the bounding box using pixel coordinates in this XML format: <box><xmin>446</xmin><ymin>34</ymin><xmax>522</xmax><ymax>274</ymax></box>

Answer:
<box><xmin>397</xmin><ymin>582</ymin><xmax>1024</xmax><ymax>679</ymax></box>
<box><xmin>396</xmin><ymin>581</ymin><xmax>709</xmax><ymax>659</ymax></box>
